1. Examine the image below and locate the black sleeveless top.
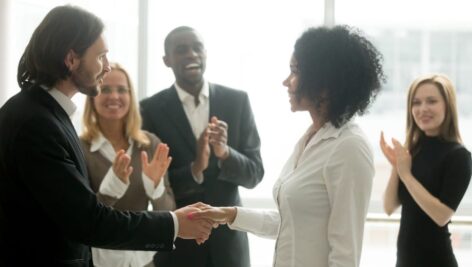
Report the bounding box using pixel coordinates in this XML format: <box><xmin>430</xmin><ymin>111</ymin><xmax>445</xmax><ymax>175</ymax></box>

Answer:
<box><xmin>397</xmin><ymin>136</ymin><xmax>471</xmax><ymax>267</ymax></box>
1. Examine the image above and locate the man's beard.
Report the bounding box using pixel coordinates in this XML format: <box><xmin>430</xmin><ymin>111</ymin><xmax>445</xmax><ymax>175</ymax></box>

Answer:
<box><xmin>77</xmin><ymin>84</ymin><xmax>99</xmax><ymax>97</ymax></box>
<box><xmin>71</xmin><ymin>65</ymin><xmax>102</xmax><ymax>97</ymax></box>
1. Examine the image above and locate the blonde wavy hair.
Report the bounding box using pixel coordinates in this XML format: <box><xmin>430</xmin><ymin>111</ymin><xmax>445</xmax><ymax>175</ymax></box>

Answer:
<box><xmin>405</xmin><ymin>74</ymin><xmax>461</xmax><ymax>155</ymax></box>
<box><xmin>81</xmin><ymin>62</ymin><xmax>150</xmax><ymax>148</ymax></box>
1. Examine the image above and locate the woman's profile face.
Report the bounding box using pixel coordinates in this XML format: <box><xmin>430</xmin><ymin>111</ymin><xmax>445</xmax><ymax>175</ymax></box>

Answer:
<box><xmin>282</xmin><ymin>55</ymin><xmax>312</xmax><ymax>112</ymax></box>
<box><xmin>411</xmin><ymin>82</ymin><xmax>446</xmax><ymax>136</ymax></box>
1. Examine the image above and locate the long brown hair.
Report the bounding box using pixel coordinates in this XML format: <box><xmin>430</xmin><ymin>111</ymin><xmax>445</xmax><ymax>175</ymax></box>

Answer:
<box><xmin>18</xmin><ymin>5</ymin><xmax>104</xmax><ymax>89</ymax></box>
<box><xmin>81</xmin><ymin>63</ymin><xmax>150</xmax><ymax>147</ymax></box>
<box><xmin>405</xmin><ymin>74</ymin><xmax>461</xmax><ymax>155</ymax></box>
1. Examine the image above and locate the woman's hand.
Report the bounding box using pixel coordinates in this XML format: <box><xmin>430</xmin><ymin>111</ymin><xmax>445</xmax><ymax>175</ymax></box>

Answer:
<box><xmin>112</xmin><ymin>149</ymin><xmax>133</xmax><ymax>184</ymax></box>
<box><xmin>392</xmin><ymin>138</ymin><xmax>412</xmax><ymax>180</ymax></box>
<box><xmin>380</xmin><ymin>131</ymin><xmax>396</xmax><ymax>166</ymax></box>
<box><xmin>142</xmin><ymin>143</ymin><xmax>172</xmax><ymax>187</ymax></box>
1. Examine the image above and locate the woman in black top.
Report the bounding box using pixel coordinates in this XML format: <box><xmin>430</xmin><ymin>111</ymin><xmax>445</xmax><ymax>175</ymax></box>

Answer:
<box><xmin>381</xmin><ymin>74</ymin><xmax>472</xmax><ymax>267</ymax></box>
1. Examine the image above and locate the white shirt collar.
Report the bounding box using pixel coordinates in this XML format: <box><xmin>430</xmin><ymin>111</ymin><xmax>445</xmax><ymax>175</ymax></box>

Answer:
<box><xmin>174</xmin><ymin>81</ymin><xmax>209</xmax><ymax>104</ymax></box>
<box><xmin>306</xmin><ymin>121</ymin><xmax>354</xmax><ymax>147</ymax></box>
<box><xmin>90</xmin><ymin>133</ymin><xmax>109</xmax><ymax>152</ymax></box>
<box><xmin>89</xmin><ymin>132</ymin><xmax>133</xmax><ymax>153</ymax></box>
<box><xmin>317</xmin><ymin>122</ymin><xmax>345</xmax><ymax>139</ymax></box>
<box><xmin>42</xmin><ymin>85</ymin><xmax>77</xmax><ymax>116</ymax></box>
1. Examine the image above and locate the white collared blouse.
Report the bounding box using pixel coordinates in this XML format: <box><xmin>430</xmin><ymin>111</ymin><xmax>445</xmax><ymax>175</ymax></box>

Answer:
<box><xmin>230</xmin><ymin>121</ymin><xmax>374</xmax><ymax>267</ymax></box>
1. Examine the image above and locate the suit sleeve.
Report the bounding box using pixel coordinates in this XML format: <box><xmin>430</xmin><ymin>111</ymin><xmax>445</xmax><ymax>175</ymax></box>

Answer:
<box><xmin>141</xmin><ymin>104</ymin><xmax>156</xmax><ymax>136</ymax></box>
<box><xmin>15</xmin><ymin>117</ymin><xmax>174</xmax><ymax>251</ymax></box>
<box><xmin>218</xmin><ymin>93</ymin><xmax>264</xmax><ymax>188</ymax></box>
<box><xmin>141</xmin><ymin>99</ymin><xmax>204</xmax><ymax>196</ymax></box>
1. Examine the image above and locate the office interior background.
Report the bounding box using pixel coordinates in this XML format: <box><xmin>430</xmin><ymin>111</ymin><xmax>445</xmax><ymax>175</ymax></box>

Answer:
<box><xmin>1</xmin><ymin>0</ymin><xmax>472</xmax><ymax>266</ymax></box>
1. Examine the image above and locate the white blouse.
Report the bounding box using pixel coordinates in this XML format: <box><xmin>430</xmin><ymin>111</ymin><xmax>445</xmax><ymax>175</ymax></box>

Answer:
<box><xmin>230</xmin><ymin>122</ymin><xmax>374</xmax><ymax>267</ymax></box>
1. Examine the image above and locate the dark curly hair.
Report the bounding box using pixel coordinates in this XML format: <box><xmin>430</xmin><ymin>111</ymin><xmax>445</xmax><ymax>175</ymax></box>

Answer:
<box><xmin>294</xmin><ymin>25</ymin><xmax>385</xmax><ymax>127</ymax></box>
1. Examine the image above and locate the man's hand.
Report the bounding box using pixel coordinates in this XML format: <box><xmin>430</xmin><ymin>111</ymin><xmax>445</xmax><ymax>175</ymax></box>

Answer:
<box><xmin>174</xmin><ymin>203</ymin><xmax>214</xmax><ymax>244</ymax></box>
<box><xmin>192</xmin><ymin>129</ymin><xmax>210</xmax><ymax>176</ymax></box>
<box><xmin>190</xmin><ymin>206</ymin><xmax>237</xmax><ymax>225</ymax></box>
<box><xmin>112</xmin><ymin>150</ymin><xmax>133</xmax><ymax>184</ymax></box>
<box><xmin>208</xmin><ymin>116</ymin><xmax>229</xmax><ymax>160</ymax></box>
<box><xmin>141</xmin><ymin>143</ymin><xmax>172</xmax><ymax>187</ymax></box>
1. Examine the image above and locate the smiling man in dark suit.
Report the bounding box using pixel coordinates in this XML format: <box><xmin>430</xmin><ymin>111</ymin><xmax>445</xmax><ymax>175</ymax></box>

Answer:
<box><xmin>0</xmin><ymin>7</ymin><xmax>212</xmax><ymax>267</ymax></box>
<box><xmin>140</xmin><ymin>26</ymin><xmax>264</xmax><ymax>267</ymax></box>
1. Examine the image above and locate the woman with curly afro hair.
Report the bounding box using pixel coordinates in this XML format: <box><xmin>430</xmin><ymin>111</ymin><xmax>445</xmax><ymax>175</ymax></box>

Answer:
<box><xmin>191</xmin><ymin>25</ymin><xmax>385</xmax><ymax>267</ymax></box>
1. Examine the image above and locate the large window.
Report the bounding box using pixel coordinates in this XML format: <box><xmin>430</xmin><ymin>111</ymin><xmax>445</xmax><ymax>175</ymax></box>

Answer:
<box><xmin>145</xmin><ymin>3</ymin><xmax>323</xmax><ymax>264</ymax></box>
<box><xmin>147</xmin><ymin>0</ymin><xmax>325</xmax><ymax>204</ymax></box>
<box><xmin>336</xmin><ymin>1</ymin><xmax>472</xmax><ymax>266</ymax></box>
<box><xmin>336</xmin><ymin>0</ymin><xmax>472</xmax><ymax>216</ymax></box>
<box><xmin>144</xmin><ymin>0</ymin><xmax>472</xmax><ymax>217</ymax></box>
<box><xmin>5</xmin><ymin>0</ymin><xmax>139</xmax><ymax>130</ymax></box>
<box><xmin>3</xmin><ymin>1</ymin><xmax>472</xmax><ymax>266</ymax></box>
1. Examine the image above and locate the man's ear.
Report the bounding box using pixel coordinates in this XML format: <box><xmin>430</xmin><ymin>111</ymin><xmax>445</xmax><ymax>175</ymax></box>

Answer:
<box><xmin>163</xmin><ymin>55</ymin><xmax>171</xmax><ymax>68</ymax></box>
<box><xmin>64</xmin><ymin>49</ymin><xmax>80</xmax><ymax>71</ymax></box>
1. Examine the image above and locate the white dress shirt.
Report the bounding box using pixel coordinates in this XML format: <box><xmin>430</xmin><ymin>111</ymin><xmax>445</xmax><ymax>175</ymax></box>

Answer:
<box><xmin>230</xmin><ymin>122</ymin><xmax>374</xmax><ymax>267</ymax></box>
<box><xmin>174</xmin><ymin>81</ymin><xmax>209</xmax><ymax>184</ymax></box>
<box><xmin>174</xmin><ymin>82</ymin><xmax>209</xmax><ymax>139</ymax></box>
<box><xmin>46</xmin><ymin>87</ymin><xmax>77</xmax><ymax>116</ymax></box>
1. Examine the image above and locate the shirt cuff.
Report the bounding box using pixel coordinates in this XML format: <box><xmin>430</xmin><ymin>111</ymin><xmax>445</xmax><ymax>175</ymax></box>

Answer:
<box><xmin>170</xmin><ymin>211</ymin><xmax>179</xmax><ymax>243</ymax></box>
<box><xmin>190</xmin><ymin>163</ymin><xmax>204</xmax><ymax>184</ymax></box>
<box><xmin>228</xmin><ymin>207</ymin><xmax>263</xmax><ymax>231</ymax></box>
<box><xmin>142</xmin><ymin>172</ymin><xmax>165</xmax><ymax>199</ymax></box>
<box><xmin>98</xmin><ymin>167</ymin><xmax>129</xmax><ymax>198</ymax></box>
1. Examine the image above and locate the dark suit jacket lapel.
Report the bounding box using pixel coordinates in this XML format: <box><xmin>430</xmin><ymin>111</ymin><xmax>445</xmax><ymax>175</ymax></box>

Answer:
<box><xmin>59</xmin><ymin>112</ymin><xmax>89</xmax><ymax>180</ymax></box>
<box><xmin>33</xmin><ymin>88</ymin><xmax>90</xmax><ymax>183</ymax></box>
<box><xmin>165</xmin><ymin>86</ymin><xmax>197</xmax><ymax>152</ymax></box>
<box><xmin>208</xmin><ymin>83</ymin><xmax>221</xmax><ymax>119</ymax></box>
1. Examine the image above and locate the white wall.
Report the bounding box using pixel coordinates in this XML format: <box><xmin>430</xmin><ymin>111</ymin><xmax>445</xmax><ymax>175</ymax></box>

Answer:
<box><xmin>0</xmin><ymin>0</ymin><xmax>12</xmax><ymax>106</ymax></box>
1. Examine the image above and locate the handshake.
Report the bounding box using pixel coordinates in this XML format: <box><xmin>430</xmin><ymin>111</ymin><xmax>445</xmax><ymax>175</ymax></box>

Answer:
<box><xmin>174</xmin><ymin>202</ymin><xmax>237</xmax><ymax>244</ymax></box>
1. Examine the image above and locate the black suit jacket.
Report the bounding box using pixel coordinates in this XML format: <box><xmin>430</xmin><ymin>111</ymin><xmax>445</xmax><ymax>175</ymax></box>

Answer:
<box><xmin>140</xmin><ymin>83</ymin><xmax>264</xmax><ymax>267</ymax></box>
<box><xmin>0</xmin><ymin>85</ymin><xmax>174</xmax><ymax>267</ymax></box>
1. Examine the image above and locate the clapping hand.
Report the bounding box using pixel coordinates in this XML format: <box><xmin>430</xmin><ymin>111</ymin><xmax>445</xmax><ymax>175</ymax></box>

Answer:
<box><xmin>391</xmin><ymin>138</ymin><xmax>412</xmax><ymax>180</ymax></box>
<box><xmin>380</xmin><ymin>131</ymin><xmax>396</xmax><ymax>166</ymax></box>
<box><xmin>112</xmin><ymin>150</ymin><xmax>133</xmax><ymax>184</ymax></box>
<box><xmin>380</xmin><ymin>132</ymin><xmax>412</xmax><ymax>181</ymax></box>
<box><xmin>141</xmin><ymin>143</ymin><xmax>172</xmax><ymax>187</ymax></box>
<box><xmin>208</xmin><ymin>116</ymin><xmax>229</xmax><ymax>160</ymax></box>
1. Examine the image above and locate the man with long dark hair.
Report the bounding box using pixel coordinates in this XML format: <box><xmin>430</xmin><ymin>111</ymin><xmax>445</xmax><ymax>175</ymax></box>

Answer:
<box><xmin>0</xmin><ymin>5</ymin><xmax>212</xmax><ymax>266</ymax></box>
